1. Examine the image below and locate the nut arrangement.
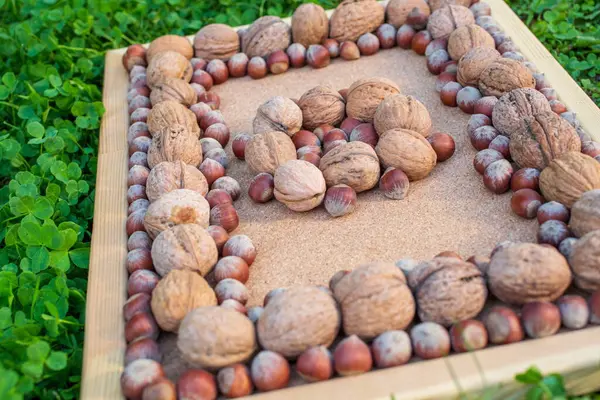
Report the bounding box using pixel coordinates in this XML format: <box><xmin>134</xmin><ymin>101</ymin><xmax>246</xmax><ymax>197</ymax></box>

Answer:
<box><xmin>120</xmin><ymin>0</ymin><xmax>600</xmax><ymax>399</ymax></box>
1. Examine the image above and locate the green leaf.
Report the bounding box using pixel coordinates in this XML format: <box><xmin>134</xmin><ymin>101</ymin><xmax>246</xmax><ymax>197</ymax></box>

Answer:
<box><xmin>49</xmin><ymin>250</ymin><xmax>70</xmax><ymax>271</ymax></box>
<box><xmin>516</xmin><ymin>367</ymin><xmax>544</xmax><ymax>384</ymax></box>
<box><xmin>21</xmin><ymin>361</ymin><xmax>43</xmax><ymax>379</ymax></box>
<box><xmin>32</xmin><ymin>197</ymin><xmax>54</xmax><ymax>219</ymax></box>
<box><xmin>69</xmin><ymin>248</ymin><xmax>89</xmax><ymax>269</ymax></box>
<box><xmin>26</xmin><ymin>121</ymin><xmax>45</xmax><ymax>139</ymax></box>
<box><xmin>0</xmin><ymin>307</ymin><xmax>11</xmax><ymax>330</ymax></box>
<box><xmin>18</xmin><ymin>220</ymin><xmax>42</xmax><ymax>246</ymax></box>
<box><xmin>45</xmin><ymin>351</ymin><xmax>68</xmax><ymax>371</ymax></box>
<box><xmin>27</xmin><ymin>341</ymin><xmax>51</xmax><ymax>362</ymax></box>
<box><xmin>29</xmin><ymin>247</ymin><xmax>50</xmax><ymax>272</ymax></box>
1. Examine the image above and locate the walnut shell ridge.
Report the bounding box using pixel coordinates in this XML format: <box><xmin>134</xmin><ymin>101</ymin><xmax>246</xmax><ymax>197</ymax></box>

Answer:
<box><xmin>178</xmin><ymin>306</ymin><xmax>256</xmax><ymax>370</ymax></box>
<box><xmin>253</xmin><ymin>96</ymin><xmax>303</xmax><ymax>137</ymax></box>
<box><xmin>193</xmin><ymin>24</ymin><xmax>240</xmax><ymax>61</ymax></box>
<box><xmin>151</xmin><ymin>224</ymin><xmax>218</xmax><ymax>277</ymax></box>
<box><xmin>146</xmin><ymin>160</ymin><xmax>208</xmax><ymax>202</ymax></box>
<box><xmin>376</xmin><ymin>129</ymin><xmax>437</xmax><ymax>181</ymax></box>
<box><xmin>329</xmin><ymin>0</ymin><xmax>385</xmax><ymax>42</ymax></box>
<box><xmin>274</xmin><ymin>160</ymin><xmax>326</xmax><ymax>212</ymax></box>
<box><xmin>147</xmin><ymin>100</ymin><xmax>200</xmax><ymax>138</ymax></box>
<box><xmin>457</xmin><ymin>47</ymin><xmax>501</xmax><ymax>87</ymax></box>
<box><xmin>429</xmin><ymin>0</ymin><xmax>470</xmax><ymax>11</ymax></box>
<box><xmin>386</xmin><ymin>0</ymin><xmax>430</xmax><ymax>28</ymax></box>
<box><xmin>319</xmin><ymin>141</ymin><xmax>381</xmax><ymax>192</ymax></box>
<box><xmin>479</xmin><ymin>58</ymin><xmax>535</xmax><ymax>97</ymax></box>
<box><xmin>245</xmin><ymin>131</ymin><xmax>297</xmax><ymax>174</ymax></box>
<box><xmin>427</xmin><ymin>5</ymin><xmax>475</xmax><ymax>40</ymax></box>
<box><xmin>373</xmin><ymin>94</ymin><xmax>432</xmax><ymax>137</ymax></box>
<box><xmin>492</xmin><ymin>88</ymin><xmax>551</xmax><ymax>137</ymax></box>
<box><xmin>298</xmin><ymin>86</ymin><xmax>346</xmax><ymax>131</ymax></box>
<box><xmin>144</xmin><ymin>189</ymin><xmax>210</xmax><ymax>240</ymax></box>
<box><xmin>510</xmin><ymin>112</ymin><xmax>581</xmax><ymax>170</ymax></box>
<box><xmin>570</xmin><ymin>190</ymin><xmax>600</xmax><ymax>238</ymax></box>
<box><xmin>346</xmin><ymin>77</ymin><xmax>401</xmax><ymax>122</ymax></box>
<box><xmin>409</xmin><ymin>257</ymin><xmax>487</xmax><ymax>326</ymax></box>
<box><xmin>146</xmin><ymin>35</ymin><xmax>194</xmax><ymax>63</ymax></box>
<box><xmin>333</xmin><ymin>262</ymin><xmax>415</xmax><ymax>340</ymax></box>
<box><xmin>569</xmin><ymin>230</ymin><xmax>600</xmax><ymax>291</ymax></box>
<box><xmin>540</xmin><ymin>152</ymin><xmax>600</xmax><ymax>208</ymax></box>
<box><xmin>146</xmin><ymin>51</ymin><xmax>193</xmax><ymax>89</ymax></box>
<box><xmin>151</xmin><ymin>269</ymin><xmax>217</xmax><ymax>332</ymax></box>
<box><xmin>292</xmin><ymin>3</ymin><xmax>329</xmax><ymax>47</ymax></box>
<box><xmin>447</xmin><ymin>24</ymin><xmax>495</xmax><ymax>61</ymax></box>
<box><xmin>147</xmin><ymin>124</ymin><xmax>202</xmax><ymax>169</ymax></box>
<box><xmin>257</xmin><ymin>286</ymin><xmax>340</xmax><ymax>357</ymax></box>
<box><xmin>488</xmin><ymin>243</ymin><xmax>571</xmax><ymax>305</ymax></box>
<box><xmin>242</xmin><ymin>16</ymin><xmax>291</xmax><ymax>58</ymax></box>
<box><xmin>150</xmin><ymin>77</ymin><xmax>197</xmax><ymax>108</ymax></box>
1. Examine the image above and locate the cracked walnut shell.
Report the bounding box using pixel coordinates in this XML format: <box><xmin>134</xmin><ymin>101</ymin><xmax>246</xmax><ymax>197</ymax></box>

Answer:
<box><xmin>329</xmin><ymin>0</ymin><xmax>385</xmax><ymax>42</ymax></box>
<box><xmin>539</xmin><ymin>152</ymin><xmax>600</xmax><ymax>208</ymax></box>
<box><xmin>146</xmin><ymin>160</ymin><xmax>208</xmax><ymax>202</ymax></box>
<box><xmin>146</xmin><ymin>34</ymin><xmax>194</xmax><ymax>63</ymax></box>
<box><xmin>193</xmin><ymin>24</ymin><xmax>240</xmax><ymax>61</ymax></box>
<box><xmin>319</xmin><ymin>141</ymin><xmax>380</xmax><ymax>192</ymax></box>
<box><xmin>147</xmin><ymin>100</ymin><xmax>200</xmax><ymax>138</ymax></box>
<box><xmin>151</xmin><ymin>223</ymin><xmax>218</xmax><ymax>277</ymax></box>
<box><xmin>151</xmin><ymin>269</ymin><xmax>217</xmax><ymax>332</ymax></box>
<box><xmin>292</xmin><ymin>3</ymin><xmax>329</xmax><ymax>47</ymax></box>
<box><xmin>376</xmin><ymin>128</ymin><xmax>437</xmax><ymax>181</ymax></box>
<box><xmin>146</xmin><ymin>51</ymin><xmax>193</xmax><ymax>89</ymax></box>
<box><xmin>253</xmin><ymin>96</ymin><xmax>303</xmax><ymax>137</ymax></box>
<box><xmin>257</xmin><ymin>286</ymin><xmax>340</xmax><ymax>357</ymax></box>
<box><xmin>457</xmin><ymin>47</ymin><xmax>501</xmax><ymax>87</ymax></box>
<box><xmin>447</xmin><ymin>25</ymin><xmax>495</xmax><ymax>61</ymax></box>
<box><xmin>346</xmin><ymin>77</ymin><xmax>401</xmax><ymax>122</ymax></box>
<box><xmin>333</xmin><ymin>262</ymin><xmax>415</xmax><ymax>340</ymax></box>
<box><xmin>144</xmin><ymin>189</ymin><xmax>210</xmax><ymax>240</ymax></box>
<box><xmin>569</xmin><ymin>230</ymin><xmax>600</xmax><ymax>291</ymax></box>
<box><xmin>373</xmin><ymin>94</ymin><xmax>432</xmax><ymax>137</ymax></box>
<box><xmin>242</xmin><ymin>16</ymin><xmax>291</xmax><ymax>58</ymax></box>
<box><xmin>479</xmin><ymin>58</ymin><xmax>535</xmax><ymax>97</ymax></box>
<box><xmin>298</xmin><ymin>86</ymin><xmax>346</xmax><ymax>131</ymax></box>
<box><xmin>274</xmin><ymin>160</ymin><xmax>326</xmax><ymax>212</ymax></box>
<box><xmin>427</xmin><ymin>5</ymin><xmax>475</xmax><ymax>40</ymax></box>
<box><xmin>488</xmin><ymin>243</ymin><xmax>571</xmax><ymax>305</ymax></box>
<box><xmin>178</xmin><ymin>306</ymin><xmax>256</xmax><ymax>370</ymax></box>
<box><xmin>491</xmin><ymin>88</ymin><xmax>551</xmax><ymax>137</ymax></box>
<box><xmin>245</xmin><ymin>131</ymin><xmax>297</xmax><ymax>174</ymax></box>
<box><xmin>570</xmin><ymin>190</ymin><xmax>600</xmax><ymax>238</ymax></box>
<box><xmin>386</xmin><ymin>0</ymin><xmax>430</xmax><ymax>28</ymax></box>
<box><xmin>409</xmin><ymin>257</ymin><xmax>487</xmax><ymax>326</ymax></box>
<box><xmin>150</xmin><ymin>77</ymin><xmax>197</xmax><ymax>107</ymax></box>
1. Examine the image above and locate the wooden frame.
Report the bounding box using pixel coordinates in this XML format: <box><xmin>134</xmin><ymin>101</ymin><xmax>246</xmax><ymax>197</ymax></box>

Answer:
<box><xmin>81</xmin><ymin>0</ymin><xmax>600</xmax><ymax>398</ymax></box>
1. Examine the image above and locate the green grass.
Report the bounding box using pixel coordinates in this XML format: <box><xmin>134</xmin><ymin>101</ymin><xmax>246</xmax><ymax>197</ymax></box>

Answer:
<box><xmin>0</xmin><ymin>0</ymin><xmax>598</xmax><ymax>399</ymax></box>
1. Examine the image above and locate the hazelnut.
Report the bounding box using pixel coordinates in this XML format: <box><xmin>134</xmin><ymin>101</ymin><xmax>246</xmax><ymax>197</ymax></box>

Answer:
<box><xmin>558</xmin><ymin>237</ymin><xmax>577</xmax><ymax>259</ymax></box>
<box><xmin>427</xmin><ymin>132</ymin><xmax>455</xmax><ymax>162</ymax></box>
<box><xmin>287</xmin><ymin>43</ymin><xmax>307</xmax><ymax>68</ymax></box>
<box><xmin>340</xmin><ymin>117</ymin><xmax>362</xmax><ymax>135</ymax></box>
<box><xmin>247</xmin><ymin>306</ymin><xmax>264</xmax><ymax>324</ymax></box>
<box><xmin>248</xmin><ymin>173</ymin><xmax>275</xmax><ymax>203</ymax></box>
<box><xmin>511</xmin><ymin>168</ymin><xmax>540</xmax><ymax>192</ymax></box>
<box><xmin>557</xmin><ymin>295</ymin><xmax>590</xmax><ymax>330</ymax></box>
<box><xmin>537</xmin><ymin>220</ymin><xmax>570</xmax><ymax>248</ymax></box>
<box><xmin>142</xmin><ymin>378</ymin><xmax>176</xmax><ymax>400</ymax></box>
<box><xmin>126</xmin><ymin>209</ymin><xmax>147</xmax><ymax>236</ymax></box>
<box><xmin>333</xmin><ymin>335</ymin><xmax>373</xmax><ymax>376</ymax></box>
<box><xmin>406</xmin><ymin>6</ymin><xmax>430</xmax><ymax>29</ymax></box>
<box><xmin>210</xmin><ymin>203</ymin><xmax>239</xmax><ymax>232</ymax></box>
<box><xmin>340</xmin><ymin>41</ymin><xmax>360</xmax><ymax>60</ymax></box>
<box><xmin>123</xmin><ymin>293</ymin><xmax>151</xmax><ymax>322</ymax></box>
<box><xmin>296</xmin><ymin>346</ymin><xmax>333</xmax><ymax>382</ymax></box>
<box><xmin>130</xmin><ymin>136</ymin><xmax>152</xmax><ymax>155</ymax></box>
<box><xmin>214</xmin><ymin>256</ymin><xmax>249</xmax><ymax>284</ymax></box>
<box><xmin>251</xmin><ymin>351</ymin><xmax>290</xmax><ymax>392</ymax></box>
<box><xmin>128</xmin><ymin>122</ymin><xmax>151</xmax><ymax>146</ymax></box>
<box><xmin>189</xmin><ymin>83</ymin><xmax>207</xmax><ymax>101</ymax></box>
<box><xmin>467</xmin><ymin>113</ymin><xmax>491</xmax><ymax>136</ymax></box>
<box><xmin>435</xmin><ymin>71</ymin><xmax>458</xmax><ymax>92</ymax></box>
<box><xmin>123</xmin><ymin>44</ymin><xmax>147</xmax><ymax>71</ymax></box>
<box><xmin>483</xmin><ymin>306</ymin><xmax>524</xmax><ymax>344</ymax></box>
<box><xmin>223</xmin><ymin>235</ymin><xmax>257</xmax><ymax>266</ymax></box>
<box><xmin>125</xmin><ymin>312</ymin><xmax>159</xmax><ymax>343</ymax></box>
<box><xmin>313</xmin><ymin>124</ymin><xmax>335</xmax><ymax>141</ymax></box>
<box><xmin>212</xmin><ymin>176</ymin><xmax>241</xmax><ymax>201</ymax></box>
<box><xmin>449</xmin><ymin>320</ymin><xmax>488</xmax><ymax>353</ymax></box>
<box><xmin>127</xmin><ymin>248</ymin><xmax>153</xmax><ymax>274</ymax></box>
<box><xmin>121</xmin><ymin>359</ymin><xmax>165</xmax><ymax>400</ymax></box>
<box><xmin>128</xmin><ymin>187</ymin><xmax>148</xmax><ymax>208</ymax></box>
<box><xmin>129</xmin><ymin>65</ymin><xmax>146</xmax><ymax>79</ymax></box>
<box><xmin>425</xmin><ymin>37</ymin><xmax>448</xmax><ymax>57</ymax></box>
<box><xmin>206</xmin><ymin>225</ymin><xmax>229</xmax><ymax>253</ymax></box>
<box><xmin>200</xmin><ymin>158</ymin><xmax>226</xmax><ymax>186</ymax></box>
<box><xmin>590</xmin><ymin>291</ymin><xmax>600</xmax><ymax>324</ymax></box>
<box><xmin>324</xmin><ymin>184</ymin><xmax>357</xmax><ymax>218</ymax></box>
<box><xmin>221</xmin><ymin>299</ymin><xmax>247</xmax><ymax>314</ymax></box>
<box><xmin>217</xmin><ymin>364</ymin><xmax>253</xmax><ymax>398</ymax></box>
<box><xmin>191</xmin><ymin>69</ymin><xmax>214</xmax><ymax>90</ymax></box>
<box><xmin>411</xmin><ymin>30</ymin><xmax>432</xmax><ymax>55</ymax></box>
<box><xmin>232</xmin><ymin>133</ymin><xmax>252</xmax><ymax>160</ymax></box>
<box><xmin>457</xmin><ymin>86</ymin><xmax>483</xmax><ymax>114</ymax></box>
<box><xmin>323</xmin><ymin>128</ymin><xmax>348</xmax><ymax>144</ymax></box>
<box><xmin>371</xmin><ymin>330</ymin><xmax>412</xmax><ymax>368</ymax></box>
<box><xmin>248</xmin><ymin>56</ymin><xmax>268</xmax><ymax>79</ymax></box>
<box><xmin>128</xmin><ymin>231</ymin><xmax>152</xmax><ymax>252</ymax></box>
<box><xmin>191</xmin><ymin>57</ymin><xmax>207</xmax><ymax>71</ymax></box>
<box><xmin>537</xmin><ymin>201</ymin><xmax>569</xmax><ymax>224</ymax></box>
<box><xmin>297</xmin><ymin>145</ymin><xmax>322</xmax><ymax>158</ymax></box>
<box><xmin>205</xmin><ymin>148</ymin><xmax>228</xmax><ymax>169</ymax></box>
<box><xmin>324</xmin><ymin>139</ymin><xmax>346</xmax><ymax>154</ymax></box>
<box><xmin>511</xmin><ymin>189</ymin><xmax>543</xmax><ymax>219</ymax></box>
<box><xmin>292</xmin><ymin>130</ymin><xmax>320</xmax><ymax>149</ymax></box>
<box><xmin>129</xmin><ymin>151</ymin><xmax>149</xmax><ymax>169</ymax></box>
<box><xmin>357</xmin><ymin>32</ymin><xmax>380</xmax><ymax>56</ymax></box>
<box><xmin>177</xmin><ymin>370</ymin><xmax>217</xmax><ymax>400</ymax></box>
<box><xmin>582</xmin><ymin>141</ymin><xmax>600</xmax><ymax>158</ymax></box>
<box><xmin>206</xmin><ymin>189</ymin><xmax>233</xmax><ymax>209</ymax></box>
<box><xmin>206</xmin><ymin>59</ymin><xmax>228</xmax><ymax>84</ymax></box>
<box><xmin>128</xmin><ymin>165</ymin><xmax>150</xmax><ymax>187</ymax></box>
<box><xmin>130</xmin><ymin>108</ymin><xmax>151</xmax><ymax>124</ymax></box>
<box><xmin>440</xmin><ymin>81</ymin><xmax>463</xmax><ymax>107</ymax></box>
<box><xmin>129</xmin><ymin>95</ymin><xmax>152</xmax><ymax>115</ymax></box>
<box><xmin>204</xmin><ymin>123</ymin><xmax>230</xmax><ymax>147</ymax></box>
<box><xmin>497</xmin><ymin>40</ymin><xmax>519</xmax><ymax>54</ymax></box>
<box><xmin>396</xmin><ymin>25</ymin><xmax>416</xmax><ymax>49</ymax></box>
<box><xmin>191</xmin><ymin>103</ymin><xmax>213</xmax><ymax>124</ymax></box>
<box><xmin>427</xmin><ymin>49</ymin><xmax>450</xmax><ymax>75</ymax></box>
<box><xmin>474</xmin><ymin>96</ymin><xmax>498</xmax><ymax>117</ymax></box>
<box><xmin>488</xmin><ymin>135</ymin><xmax>511</xmax><ymax>159</ymax></box>
<box><xmin>306</xmin><ymin>44</ymin><xmax>330</xmax><ymax>68</ymax></box>
<box><xmin>130</xmin><ymin>73</ymin><xmax>148</xmax><ymax>90</ymax></box>
<box><xmin>198</xmin><ymin>92</ymin><xmax>221</xmax><ymax>110</ymax></box>
<box><xmin>521</xmin><ymin>301</ymin><xmax>561</xmax><ymax>338</ymax></box>
<box><xmin>379</xmin><ymin>167</ymin><xmax>410</xmax><ymax>200</ymax></box>
<box><xmin>348</xmin><ymin>123</ymin><xmax>378</xmax><ymax>147</ymax></box>
<box><xmin>323</xmin><ymin>38</ymin><xmax>340</xmax><ymax>58</ymax></box>
<box><xmin>470</xmin><ymin>125</ymin><xmax>499</xmax><ymax>151</ymax></box>
<box><xmin>227</xmin><ymin>53</ymin><xmax>249</xmax><ymax>78</ymax></box>
<box><xmin>125</xmin><ymin>337</ymin><xmax>161</xmax><ymax>366</ymax></box>
<box><xmin>410</xmin><ymin>322</ymin><xmax>450</xmax><ymax>359</ymax></box>
<box><xmin>267</xmin><ymin>50</ymin><xmax>289</xmax><ymax>75</ymax></box>
<box><xmin>483</xmin><ymin>159</ymin><xmax>513</xmax><ymax>194</ymax></box>
<box><xmin>127</xmin><ymin>270</ymin><xmax>159</xmax><ymax>297</ymax></box>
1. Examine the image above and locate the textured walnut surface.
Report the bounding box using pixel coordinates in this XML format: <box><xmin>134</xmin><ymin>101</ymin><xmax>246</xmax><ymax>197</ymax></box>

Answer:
<box><xmin>274</xmin><ymin>160</ymin><xmax>326</xmax><ymax>212</ymax></box>
<box><xmin>147</xmin><ymin>100</ymin><xmax>200</xmax><ymax>138</ymax></box>
<box><xmin>146</xmin><ymin>160</ymin><xmax>208</xmax><ymax>202</ymax></box>
<box><xmin>242</xmin><ymin>16</ymin><xmax>291</xmax><ymax>58</ymax></box>
<box><xmin>386</xmin><ymin>0</ymin><xmax>430</xmax><ymax>28</ymax></box>
<box><xmin>570</xmin><ymin>230</ymin><xmax>600</xmax><ymax>291</ymax></box>
<box><xmin>253</xmin><ymin>96</ymin><xmax>303</xmax><ymax>136</ymax></box>
<box><xmin>319</xmin><ymin>141</ymin><xmax>381</xmax><ymax>192</ymax></box>
<box><xmin>457</xmin><ymin>47</ymin><xmax>501</xmax><ymax>87</ymax></box>
<box><xmin>429</xmin><ymin>0</ymin><xmax>470</xmax><ymax>11</ymax></box>
<box><xmin>427</xmin><ymin>5</ymin><xmax>475</xmax><ymax>39</ymax></box>
<box><xmin>193</xmin><ymin>24</ymin><xmax>240</xmax><ymax>61</ymax></box>
<box><xmin>245</xmin><ymin>131</ymin><xmax>297</xmax><ymax>174</ymax></box>
<box><xmin>569</xmin><ymin>189</ymin><xmax>600</xmax><ymax>238</ymax></box>
<box><xmin>447</xmin><ymin>24</ymin><xmax>495</xmax><ymax>61</ymax></box>
<box><xmin>329</xmin><ymin>0</ymin><xmax>385</xmax><ymax>42</ymax></box>
<box><xmin>373</xmin><ymin>94</ymin><xmax>432</xmax><ymax>137</ymax></box>
<box><xmin>291</xmin><ymin>3</ymin><xmax>329</xmax><ymax>47</ymax></box>
<box><xmin>375</xmin><ymin>128</ymin><xmax>437</xmax><ymax>181</ymax></box>
<box><xmin>492</xmin><ymin>88</ymin><xmax>551</xmax><ymax>137</ymax></box>
<box><xmin>147</xmin><ymin>123</ymin><xmax>202</xmax><ymax>169</ymax></box>
<box><xmin>479</xmin><ymin>58</ymin><xmax>535</xmax><ymax>97</ymax></box>
<box><xmin>146</xmin><ymin>51</ymin><xmax>193</xmax><ymax>89</ymax></box>
<box><xmin>146</xmin><ymin>34</ymin><xmax>194</xmax><ymax>62</ymax></box>
<box><xmin>346</xmin><ymin>77</ymin><xmax>401</xmax><ymax>122</ymax></box>
<box><xmin>298</xmin><ymin>85</ymin><xmax>346</xmax><ymax>130</ymax></box>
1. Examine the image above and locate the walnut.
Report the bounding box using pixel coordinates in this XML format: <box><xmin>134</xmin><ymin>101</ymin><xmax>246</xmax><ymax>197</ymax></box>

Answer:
<box><xmin>146</xmin><ymin>161</ymin><xmax>208</xmax><ymax>202</ymax></box>
<box><xmin>147</xmin><ymin>126</ymin><xmax>202</xmax><ymax>169</ymax></box>
<box><xmin>146</xmin><ymin>35</ymin><xmax>194</xmax><ymax>63</ymax></box>
<box><xmin>319</xmin><ymin>141</ymin><xmax>380</xmax><ymax>192</ymax></box>
<box><xmin>375</xmin><ymin>129</ymin><xmax>437</xmax><ymax>181</ymax></box>
<box><xmin>253</xmin><ymin>96</ymin><xmax>303</xmax><ymax>137</ymax></box>
<box><xmin>245</xmin><ymin>131</ymin><xmax>297</xmax><ymax>174</ymax></box>
<box><xmin>457</xmin><ymin>47</ymin><xmax>501</xmax><ymax>87</ymax></box>
<box><xmin>273</xmin><ymin>160</ymin><xmax>326</xmax><ymax>212</ymax></box>
<box><xmin>147</xmin><ymin>100</ymin><xmax>200</xmax><ymax>138</ymax></box>
<box><xmin>144</xmin><ymin>189</ymin><xmax>210</xmax><ymax>239</ymax></box>
<box><xmin>447</xmin><ymin>25</ymin><xmax>495</xmax><ymax>61</ymax></box>
<box><xmin>297</xmin><ymin>86</ymin><xmax>346</xmax><ymax>131</ymax></box>
<box><xmin>257</xmin><ymin>286</ymin><xmax>340</xmax><ymax>357</ymax></box>
<box><xmin>491</xmin><ymin>88</ymin><xmax>551</xmax><ymax>137</ymax></box>
<box><xmin>569</xmin><ymin>230</ymin><xmax>600</xmax><ymax>291</ymax></box>
<box><xmin>146</xmin><ymin>51</ymin><xmax>193</xmax><ymax>88</ymax></box>
<box><xmin>329</xmin><ymin>0</ymin><xmax>385</xmax><ymax>42</ymax></box>
<box><xmin>150</xmin><ymin>77</ymin><xmax>197</xmax><ymax>107</ymax></box>
<box><xmin>193</xmin><ymin>24</ymin><xmax>240</xmax><ymax>61</ymax></box>
<box><xmin>427</xmin><ymin>5</ymin><xmax>475</xmax><ymax>40</ymax></box>
<box><xmin>151</xmin><ymin>224</ymin><xmax>218</xmax><ymax>276</ymax></box>
<box><xmin>488</xmin><ymin>243</ymin><xmax>571</xmax><ymax>304</ymax></box>
<box><xmin>178</xmin><ymin>306</ymin><xmax>256</xmax><ymax>370</ymax></box>
<box><xmin>386</xmin><ymin>0</ymin><xmax>430</xmax><ymax>28</ymax></box>
<box><xmin>570</xmin><ymin>190</ymin><xmax>600</xmax><ymax>238</ymax></box>
<box><xmin>510</xmin><ymin>112</ymin><xmax>581</xmax><ymax>170</ymax></box>
<box><xmin>479</xmin><ymin>58</ymin><xmax>535</xmax><ymax>97</ymax></box>
<box><xmin>333</xmin><ymin>262</ymin><xmax>415</xmax><ymax>339</ymax></box>
<box><xmin>292</xmin><ymin>3</ymin><xmax>329</xmax><ymax>47</ymax></box>
<box><xmin>408</xmin><ymin>257</ymin><xmax>486</xmax><ymax>326</ymax></box>
<box><xmin>242</xmin><ymin>16</ymin><xmax>291</xmax><ymax>58</ymax></box>
<box><xmin>151</xmin><ymin>270</ymin><xmax>217</xmax><ymax>332</ymax></box>
<box><xmin>346</xmin><ymin>77</ymin><xmax>401</xmax><ymax>122</ymax></box>
<box><xmin>429</xmin><ymin>0</ymin><xmax>470</xmax><ymax>11</ymax></box>
<box><xmin>539</xmin><ymin>152</ymin><xmax>600</xmax><ymax>208</ymax></box>
<box><xmin>373</xmin><ymin>94</ymin><xmax>432</xmax><ymax>137</ymax></box>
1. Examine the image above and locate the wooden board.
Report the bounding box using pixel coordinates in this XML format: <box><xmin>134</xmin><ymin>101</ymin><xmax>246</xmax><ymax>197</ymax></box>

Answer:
<box><xmin>80</xmin><ymin>0</ymin><xmax>600</xmax><ymax>399</ymax></box>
